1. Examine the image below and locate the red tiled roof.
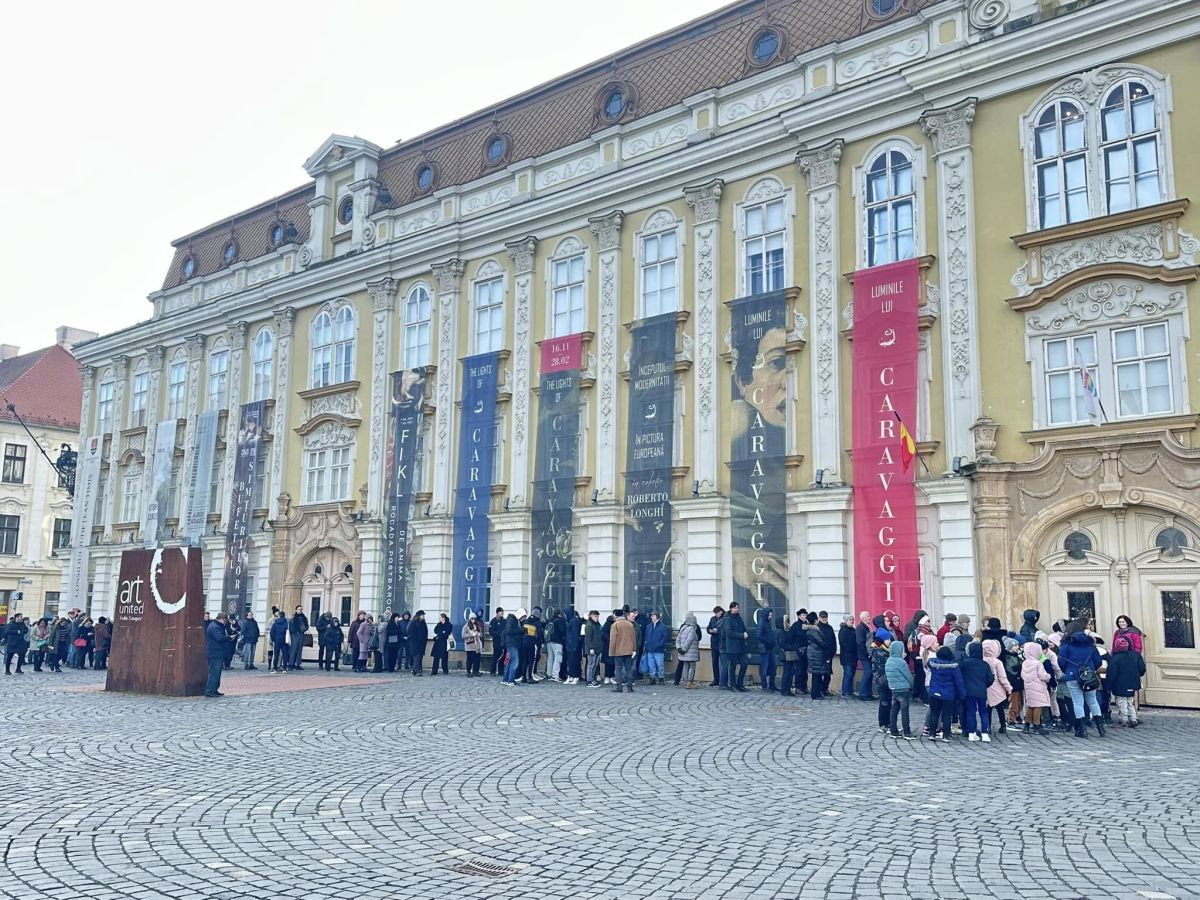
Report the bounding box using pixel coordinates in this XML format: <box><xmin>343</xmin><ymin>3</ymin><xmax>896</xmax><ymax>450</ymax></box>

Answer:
<box><xmin>162</xmin><ymin>0</ymin><xmax>929</xmax><ymax>291</ymax></box>
<box><xmin>0</xmin><ymin>345</ymin><xmax>82</xmax><ymax>431</ymax></box>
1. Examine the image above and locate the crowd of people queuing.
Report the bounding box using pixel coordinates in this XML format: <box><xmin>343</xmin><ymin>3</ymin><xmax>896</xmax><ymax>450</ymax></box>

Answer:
<box><xmin>5</xmin><ymin>600</ymin><xmax>1150</xmax><ymax>739</ymax></box>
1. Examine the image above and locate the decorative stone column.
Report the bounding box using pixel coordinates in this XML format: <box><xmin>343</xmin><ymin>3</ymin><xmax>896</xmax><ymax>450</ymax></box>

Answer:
<box><xmin>683</xmin><ymin>178</ymin><xmax>723</xmax><ymax>495</ymax></box>
<box><xmin>505</xmin><ymin>236</ymin><xmax>538</xmax><ymax>508</ymax></box>
<box><xmin>219</xmin><ymin>321</ymin><xmax>249</xmax><ymax>525</ymax></box>
<box><xmin>140</xmin><ymin>345</ymin><xmax>166</xmax><ymax>511</ymax></box>
<box><xmin>78</xmin><ymin>365</ymin><xmax>95</xmax><ymax>445</ymax></box>
<box><xmin>179</xmin><ymin>335</ymin><xmax>207</xmax><ymax>534</ymax></box>
<box><xmin>268</xmin><ymin>307</ymin><xmax>295</xmax><ymax>520</ymax></box>
<box><xmin>921</xmin><ymin>98</ymin><xmax>981</xmax><ymax>465</ymax></box>
<box><xmin>366</xmin><ymin>276</ymin><xmax>398</xmax><ymax>515</ymax></box>
<box><xmin>797</xmin><ymin>139</ymin><xmax>844</xmax><ymax>478</ymax></box>
<box><xmin>101</xmin><ymin>355</ymin><xmax>129</xmax><ymax>536</ymax></box>
<box><xmin>588</xmin><ymin>210</ymin><xmax>623</xmax><ymax>502</ymax></box>
<box><xmin>430</xmin><ymin>258</ymin><xmax>465</xmax><ymax>514</ymax></box>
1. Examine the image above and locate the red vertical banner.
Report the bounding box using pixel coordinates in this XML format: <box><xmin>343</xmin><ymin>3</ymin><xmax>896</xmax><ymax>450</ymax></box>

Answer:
<box><xmin>851</xmin><ymin>259</ymin><xmax>922</xmax><ymax>622</ymax></box>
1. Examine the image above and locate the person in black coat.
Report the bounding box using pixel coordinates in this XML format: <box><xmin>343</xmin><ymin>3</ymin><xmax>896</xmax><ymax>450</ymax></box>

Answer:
<box><xmin>778</xmin><ymin>613</ymin><xmax>799</xmax><ymax>696</ymax></box>
<box><xmin>838</xmin><ymin>616</ymin><xmax>858</xmax><ymax>697</ymax></box>
<box><xmin>319</xmin><ymin>619</ymin><xmax>344</xmax><ymax>671</ymax></box>
<box><xmin>3</xmin><ymin>614</ymin><xmax>30</xmax><ymax>675</ymax></box>
<box><xmin>384</xmin><ymin>613</ymin><xmax>404</xmax><ymax>673</ymax></box>
<box><xmin>806</xmin><ymin>613</ymin><xmax>832</xmax><ymax>698</ymax></box>
<box><xmin>488</xmin><ymin>609</ymin><xmax>507</xmax><ymax>676</ymax></box>
<box><xmin>718</xmin><ymin>602</ymin><xmax>749</xmax><ymax>692</ymax></box>
<box><xmin>407</xmin><ymin>611</ymin><xmax>429</xmax><ymax>676</ymax></box>
<box><xmin>705</xmin><ymin>607</ymin><xmax>724</xmax><ymax>687</ymax></box>
<box><xmin>241</xmin><ymin>612</ymin><xmax>261</xmax><ymax>669</ymax></box>
<box><xmin>501</xmin><ymin>611</ymin><xmax>524</xmax><ymax>685</ymax></box>
<box><xmin>287</xmin><ymin>607</ymin><xmax>309</xmax><ymax>670</ymax></box>
<box><xmin>204</xmin><ymin>614</ymin><xmax>231</xmax><ymax>697</ymax></box>
<box><xmin>855</xmin><ymin>612</ymin><xmax>874</xmax><ymax>700</ymax></box>
<box><xmin>431</xmin><ymin>613</ymin><xmax>453</xmax><ymax>675</ymax></box>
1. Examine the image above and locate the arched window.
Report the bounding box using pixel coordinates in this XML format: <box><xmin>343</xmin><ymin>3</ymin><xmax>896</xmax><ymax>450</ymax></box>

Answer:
<box><xmin>333</xmin><ymin>306</ymin><xmax>355</xmax><ymax>384</ymax></box>
<box><xmin>1033</xmin><ymin>100</ymin><xmax>1089</xmax><ymax>228</ymax></box>
<box><xmin>311</xmin><ymin>311</ymin><xmax>333</xmax><ymax>388</ymax></box>
<box><xmin>865</xmin><ymin>150</ymin><xmax>915</xmax><ymax>266</ymax></box>
<box><xmin>251</xmin><ymin>328</ymin><xmax>274</xmax><ymax>402</ymax></box>
<box><xmin>404</xmin><ymin>286</ymin><xmax>432</xmax><ymax>367</ymax></box>
<box><xmin>1101</xmin><ymin>81</ymin><xmax>1162</xmax><ymax>213</ymax></box>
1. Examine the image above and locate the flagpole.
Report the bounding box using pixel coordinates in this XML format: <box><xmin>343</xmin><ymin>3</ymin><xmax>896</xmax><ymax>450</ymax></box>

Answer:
<box><xmin>892</xmin><ymin>410</ymin><xmax>930</xmax><ymax>477</ymax></box>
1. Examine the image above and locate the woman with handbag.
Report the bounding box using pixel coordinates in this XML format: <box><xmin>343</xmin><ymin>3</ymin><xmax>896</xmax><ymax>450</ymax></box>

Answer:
<box><xmin>1058</xmin><ymin>618</ymin><xmax>1105</xmax><ymax>738</ymax></box>
<box><xmin>462</xmin><ymin>612</ymin><xmax>483</xmax><ymax>677</ymax></box>
<box><xmin>431</xmin><ymin>613</ymin><xmax>453</xmax><ymax>675</ymax></box>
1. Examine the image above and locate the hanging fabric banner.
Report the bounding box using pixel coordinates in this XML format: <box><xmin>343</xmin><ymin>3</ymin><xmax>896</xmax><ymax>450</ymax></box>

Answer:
<box><xmin>65</xmin><ymin>435</ymin><xmax>104</xmax><ymax>612</ymax></box>
<box><xmin>729</xmin><ymin>290</ymin><xmax>790</xmax><ymax>629</ymax></box>
<box><xmin>623</xmin><ymin>313</ymin><xmax>676</xmax><ymax>625</ymax></box>
<box><xmin>384</xmin><ymin>368</ymin><xmax>428</xmax><ymax>614</ymax></box>
<box><xmin>182</xmin><ymin>410</ymin><xmax>219</xmax><ymax>544</ymax></box>
<box><xmin>222</xmin><ymin>400</ymin><xmax>267</xmax><ymax>618</ymax></box>
<box><xmin>143</xmin><ymin>419</ymin><xmax>177</xmax><ymax>548</ymax></box>
<box><xmin>451</xmin><ymin>353</ymin><xmax>499</xmax><ymax>626</ymax></box>
<box><xmin>851</xmin><ymin>258</ymin><xmax>922</xmax><ymax>622</ymax></box>
<box><xmin>531</xmin><ymin>334</ymin><xmax>581</xmax><ymax>611</ymax></box>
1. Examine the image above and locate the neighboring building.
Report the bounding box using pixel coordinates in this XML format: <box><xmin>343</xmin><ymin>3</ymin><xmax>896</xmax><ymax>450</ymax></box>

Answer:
<box><xmin>71</xmin><ymin>0</ymin><xmax>1200</xmax><ymax>705</ymax></box>
<box><xmin>0</xmin><ymin>332</ymin><xmax>92</xmax><ymax>620</ymax></box>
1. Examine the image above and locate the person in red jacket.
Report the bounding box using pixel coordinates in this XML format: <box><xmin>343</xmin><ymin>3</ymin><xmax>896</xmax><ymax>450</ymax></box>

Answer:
<box><xmin>936</xmin><ymin>613</ymin><xmax>957</xmax><ymax>645</ymax></box>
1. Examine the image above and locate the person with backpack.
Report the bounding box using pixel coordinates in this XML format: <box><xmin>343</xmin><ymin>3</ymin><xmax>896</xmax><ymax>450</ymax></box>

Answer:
<box><xmin>868</xmin><ymin>628</ymin><xmax>893</xmax><ymax>731</ymax></box>
<box><xmin>675</xmin><ymin>613</ymin><xmax>701</xmax><ymax>689</ymax></box>
<box><xmin>1106</xmin><ymin>633</ymin><xmax>1145</xmax><ymax>727</ymax></box>
<box><xmin>1058</xmin><ymin>619</ymin><xmax>1105</xmax><ymax>738</ymax></box>
<box><xmin>925</xmin><ymin>646</ymin><xmax>965</xmax><ymax>741</ymax></box>
<box><xmin>884</xmin><ymin>638</ymin><xmax>915</xmax><ymax>739</ymax></box>
<box><xmin>959</xmin><ymin>642</ymin><xmax>995</xmax><ymax>742</ymax></box>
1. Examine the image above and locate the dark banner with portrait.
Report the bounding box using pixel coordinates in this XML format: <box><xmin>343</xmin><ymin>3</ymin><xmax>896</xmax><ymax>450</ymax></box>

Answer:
<box><xmin>451</xmin><ymin>353</ymin><xmax>499</xmax><ymax>626</ymax></box>
<box><xmin>623</xmin><ymin>313</ymin><xmax>676</xmax><ymax>625</ymax></box>
<box><xmin>531</xmin><ymin>334</ymin><xmax>581</xmax><ymax>612</ymax></box>
<box><xmin>385</xmin><ymin>369</ymin><xmax>428</xmax><ymax>614</ymax></box>
<box><xmin>729</xmin><ymin>290</ymin><xmax>789</xmax><ymax>636</ymax></box>
<box><xmin>222</xmin><ymin>400</ymin><xmax>267</xmax><ymax>618</ymax></box>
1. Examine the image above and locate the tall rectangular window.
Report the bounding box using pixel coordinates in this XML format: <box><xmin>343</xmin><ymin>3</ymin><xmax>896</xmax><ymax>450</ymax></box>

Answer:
<box><xmin>251</xmin><ymin>329</ymin><xmax>274</xmax><ymax>402</ymax></box>
<box><xmin>1162</xmin><ymin>590</ymin><xmax>1195</xmax><ymax>649</ymax></box>
<box><xmin>475</xmin><ymin>277</ymin><xmax>504</xmax><ymax>353</ymax></box>
<box><xmin>121</xmin><ymin>474</ymin><xmax>141</xmax><ymax>524</ymax></box>
<box><xmin>2</xmin><ymin>444</ymin><xmax>26</xmax><ymax>484</ymax></box>
<box><xmin>1044</xmin><ymin>334</ymin><xmax>1097</xmax><ymax>426</ymax></box>
<box><xmin>52</xmin><ymin>518</ymin><xmax>71</xmax><ymax>551</ymax></box>
<box><xmin>330</xmin><ymin>446</ymin><xmax>351</xmax><ymax>501</ymax></box>
<box><xmin>1113</xmin><ymin>322</ymin><xmax>1172</xmax><ymax>418</ymax></box>
<box><xmin>640</xmin><ymin>231</ymin><xmax>678</xmax><ymax>317</ymax></box>
<box><xmin>252</xmin><ymin>451</ymin><xmax>268</xmax><ymax>509</ymax></box>
<box><xmin>551</xmin><ymin>255</ymin><xmax>585</xmax><ymax>337</ymax></box>
<box><xmin>404</xmin><ymin>287</ymin><xmax>432</xmax><ymax>367</ymax></box>
<box><xmin>167</xmin><ymin>362</ymin><xmax>187</xmax><ymax>419</ymax></box>
<box><xmin>0</xmin><ymin>516</ymin><xmax>18</xmax><ymax>555</ymax></box>
<box><xmin>209</xmin><ymin>453</ymin><xmax>223</xmax><ymax>515</ymax></box>
<box><xmin>129</xmin><ymin>372</ymin><xmax>148</xmax><ymax>428</ymax></box>
<box><xmin>207</xmin><ymin>350</ymin><xmax>229</xmax><ymax>411</ymax></box>
<box><xmin>97</xmin><ymin>382</ymin><xmax>114</xmax><ymax>434</ymax></box>
<box><xmin>744</xmin><ymin>199</ymin><xmax>786</xmax><ymax>295</ymax></box>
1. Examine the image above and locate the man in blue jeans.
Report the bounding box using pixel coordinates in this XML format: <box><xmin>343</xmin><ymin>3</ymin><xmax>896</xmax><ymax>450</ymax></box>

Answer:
<box><xmin>205</xmin><ymin>613</ymin><xmax>231</xmax><ymax>698</ymax></box>
<box><xmin>502</xmin><ymin>608</ymin><xmax>525</xmax><ymax>685</ymax></box>
<box><xmin>838</xmin><ymin>615</ymin><xmax>858</xmax><ymax>697</ymax></box>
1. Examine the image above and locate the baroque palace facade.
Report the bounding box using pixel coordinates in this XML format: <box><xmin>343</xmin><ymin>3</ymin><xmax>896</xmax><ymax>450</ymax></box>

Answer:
<box><xmin>71</xmin><ymin>0</ymin><xmax>1200</xmax><ymax>705</ymax></box>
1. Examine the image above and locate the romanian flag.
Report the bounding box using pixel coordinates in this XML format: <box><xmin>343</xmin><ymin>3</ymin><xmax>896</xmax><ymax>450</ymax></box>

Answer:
<box><xmin>896</xmin><ymin>412</ymin><xmax>916</xmax><ymax>472</ymax></box>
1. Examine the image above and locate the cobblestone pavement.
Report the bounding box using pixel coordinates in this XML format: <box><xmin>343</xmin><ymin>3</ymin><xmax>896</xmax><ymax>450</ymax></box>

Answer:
<box><xmin>1</xmin><ymin>668</ymin><xmax>1198</xmax><ymax>900</ymax></box>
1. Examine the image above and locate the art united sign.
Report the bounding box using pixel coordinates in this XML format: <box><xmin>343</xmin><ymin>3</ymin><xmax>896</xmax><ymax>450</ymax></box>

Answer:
<box><xmin>851</xmin><ymin>258</ymin><xmax>922</xmax><ymax>621</ymax></box>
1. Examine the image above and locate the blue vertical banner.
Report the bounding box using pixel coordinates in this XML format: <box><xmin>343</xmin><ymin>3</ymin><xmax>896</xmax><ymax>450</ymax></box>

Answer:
<box><xmin>451</xmin><ymin>353</ymin><xmax>500</xmax><ymax>626</ymax></box>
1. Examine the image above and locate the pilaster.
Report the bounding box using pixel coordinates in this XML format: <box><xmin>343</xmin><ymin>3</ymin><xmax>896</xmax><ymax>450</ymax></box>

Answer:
<box><xmin>492</xmin><ymin>510</ymin><xmax>532</xmax><ymax>615</ymax></box>
<box><xmin>684</xmin><ymin>179</ymin><xmax>723</xmax><ymax>494</ymax></box>
<box><xmin>574</xmin><ymin>504</ymin><xmax>624</xmax><ymax>610</ymax></box>
<box><xmin>921</xmin><ymin>98</ymin><xmax>981</xmax><ymax>465</ymax></box>
<box><xmin>588</xmin><ymin>211</ymin><xmax>623</xmax><ymax>502</ymax></box>
<box><xmin>219</xmin><ymin>321</ymin><xmax>249</xmax><ymax>524</ymax></box>
<box><xmin>505</xmin><ymin>236</ymin><xmax>538</xmax><ymax>508</ymax></box>
<box><xmin>101</xmin><ymin>355</ymin><xmax>129</xmax><ymax>536</ymax></box>
<box><xmin>430</xmin><ymin>258</ymin><xmax>465</xmax><ymax>513</ymax></box>
<box><xmin>790</xmin><ymin>487</ymin><xmax>852</xmax><ymax>617</ymax></box>
<box><xmin>797</xmin><ymin>139</ymin><xmax>844</xmax><ymax>478</ymax></box>
<box><xmin>140</xmin><ymin>346</ymin><xmax>166</xmax><ymax>514</ymax></box>
<box><xmin>367</xmin><ymin>277</ymin><xmax>399</xmax><ymax>515</ymax></box>
<box><xmin>269</xmin><ymin>308</ymin><xmax>295</xmax><ymax>519</ymax></box>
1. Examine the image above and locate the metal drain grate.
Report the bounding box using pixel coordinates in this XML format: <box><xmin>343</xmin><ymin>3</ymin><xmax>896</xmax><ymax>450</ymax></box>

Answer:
<box><xmin>769</xmin><ymin>705</ymin><xmax>803</xmax><ymax>713</ymax></box>
<box><xmin>450</xmin><ymin>860</ymin><xmax>520</xmax><ymax>878</ymax></box>
<box><xmin>528</xmin><ymin>712</ymin><xmax>560</xmax><ymax>720</ymax></box>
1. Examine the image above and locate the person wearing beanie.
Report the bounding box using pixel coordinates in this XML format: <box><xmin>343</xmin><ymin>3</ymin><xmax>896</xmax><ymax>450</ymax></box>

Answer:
<box><xmin>869</xmin><ymin>627</ymin><xmax>894</xmax><ymax>732</ymax></box>
<box><xmin>951</xmin><ymin>615</ymin><xmax>972</xmax><ymax>641</ymax></box>
<box><xmin>937</xmin><ymin>613</ymin><xmax>958</xmax><ymax>646</ymax></box>
<box><xmin>959</xmin><ymin>643</ymin><xmax>994</xmax><ymax>742</ymax></box>
<box><xmin>1106</xmin><ymin>634</ymin><xmax>1145</xmax><ymax>727</ymax></box>
<box><xmin>1020</xmin><ymin>609</ymin><xmax>1041</xmax><ymax>644</ymax></box>
<box><xmin>884</xmin><ymin>639</ymin><xmax>915</xmax><ymax>739</ymax></box>
<box><xmin>980</xmin><ymin>617</ymin><xmax>1005</xmax><ymax>644</ymax></box>
<box><xmin>806</xmin><ymin>612</ymin><xmax>832</xmax><ymax>699</ymax></box>
<box><xmin>925</xmin><ymin>646</ymin><xmax>964</xmax><ymax>741</ymax></box>
<box><xmin>674</xmin><ymin>612</ymin><xmax>702</xmax><ymax>689</ymax></box>
<box><xmin>406</xmin><ymin>610</ymin><xmax>428</xmax><ymax>676</ymax></box>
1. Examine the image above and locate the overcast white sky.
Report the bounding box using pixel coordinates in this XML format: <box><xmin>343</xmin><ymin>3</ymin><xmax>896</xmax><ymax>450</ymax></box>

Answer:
<box><xmin>1</xmin><ymin>0</ymin><xmax>732</xmax><ymax>354</ymax></box>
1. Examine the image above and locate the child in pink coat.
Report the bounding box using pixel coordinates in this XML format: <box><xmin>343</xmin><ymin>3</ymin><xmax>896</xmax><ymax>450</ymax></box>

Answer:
<box><xmin>982</xmin><ymin>639</ymin><xmax>1012</xmax><ymax>734</ymax></box>
<box><xmin>1020</xmin><ymin>642</ymin><xmax>1051</xmax><ymax>735</ymax></box>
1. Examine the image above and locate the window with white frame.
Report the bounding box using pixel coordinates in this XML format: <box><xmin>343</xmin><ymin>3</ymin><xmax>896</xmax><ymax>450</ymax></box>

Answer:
<box><xmin>404</xmin><ymin>286</ymin><xmax>432</xmax><ymax>367</ymax></box>
<box><xmin>640</xmin><ymin>230</ymin><xmax>678</xmax><ymax>317</ymax></box>
<box><xmin>865</xmin><ymin>150</ymin><xmax>915</xmax><ymax>266</ymax></box>
<box><xmin>252</xmin><ymin>450</ymin><xmax>268</xmax><ymax>509</ymax></box>
<box><xmin>311</xmin><ymin>311</ymin><xmax>333</xmax><ymax>387</ymax></box>
<box><xmin>333</xmin><ymin>305</ymin><xmax>355</xmax><ymax>383</ymax></box>
<box><xmin>577</xmin><ymin>398</ymin><xmax>588</xmax><ymax>473</ymax></box>
<box><xmin>1024</xmin><ymin>66</ymin><xmax>1172</xmax><ymax>231</ymax></box>
<box><xmin>303</xmin><ymin>444</ymin><xmax>353</xmax><ymax>504</ymax></box>
<box><xmin>129</xmin><ymin>370</ymin><xmax>148</xmax><ymax>428</ymax></box>
<box><xmin>491</xmin><ymin>415</ymin><xmax>504</xmax><ymax>484</ymax></box>
<box><xmin>743</xmin><ymin>198</ymin><xmax>786</xmax><ymax>295</ymax></box>
<box><xmin>1113</xmin><ymin>322</ymin><xmax>1172</xmax><ymax>417</ymax></box>
<box><xmin>251</xmin><ymin>328</ymin><xmax>273</xmax><ymax>402</ymax></box>
<box><xmin>1044</xmin><ymin>333</ymin><xmax>1098</xmax><ymax>426</ymax></box>
<box><xmin>207</xmin><ymin>350</ymin><xmax>229</xmax><ymax>411</ymax></box>
<box><xmin>121</xmin><ymin>472</ymin><xmax>141</xmax><ymax>523</ymax></box>
<box><xmin>97</xmin><ymin>380</ymin><xmax>114</xmax><ymax>434</ymax></box>
<box><xmin>475</xmin><ymin>277</ymin><xmax>504</xmax><ymax>353</ymax></box>
<box><xmin>209</xmin><ymin>453</ymin><xmax>223</xmax><ymax>515</ymax></box>
<box><xmin>551</xmin><ymin>254</ymin><xmax>585</xmax><ymax>337</ymax></box>
<box><xmin>167</xmin><ymin>360</ymin><xmax>186</xmax><ymax>419</ymax></box>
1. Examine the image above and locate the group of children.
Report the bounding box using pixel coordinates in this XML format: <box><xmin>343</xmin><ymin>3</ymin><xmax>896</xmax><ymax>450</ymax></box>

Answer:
<box><xmin>866</xmin><ymin>609</ymin><xmax>1147</xmax><ymax>742</ymax></box>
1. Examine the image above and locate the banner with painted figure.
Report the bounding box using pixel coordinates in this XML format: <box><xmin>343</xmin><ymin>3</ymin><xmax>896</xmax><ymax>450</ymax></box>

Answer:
<box><xmin>851</xmin><ymin>258</ymin><xmax>921</xmax><ymax>623</ymax></box>
<box><xmin>384</xmin><ymin>368</ymin><xmax>428</xmax><ymax>614</ymax></box>
<box><xmin>451</xmin><ymin>353</ymin><xmax>499</xmax><ymax>626</ymax></box>
<box><xmin>143</xmin><ymin>419</ymin><xmax>176</xmax><ymax>548</ymax></box>
<box><xmin>623</xmin><ymin>313</ymin><xmax>676</xmax><ymax>625</ymax></box>
<box><xmin>65</xmin><ymin>435</ymin><xmax>104</xmax><ymax>612</ymax></box>
<box><xmin>531</xmin><ymin>334</ymin><xmax>581</xmax><ymax>612</ymax></box>
<box><xmin>182</xmin><ymin>410</ymin><xmax>219</xmax><ymax>543</ymax></box>
<box><xmin>729</xmin><ymin>290</ymin><xmax>789</xmax><ymax>633</ymax></box>
<box><xmin>222</xmin><ymin>400</ymin><xmax>267</xmax><ymax>618</ymax></box>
